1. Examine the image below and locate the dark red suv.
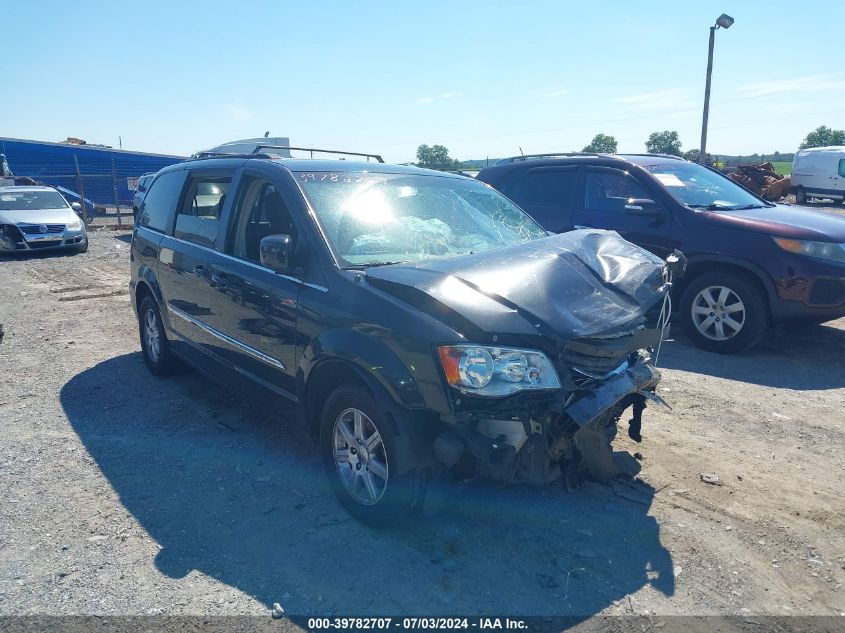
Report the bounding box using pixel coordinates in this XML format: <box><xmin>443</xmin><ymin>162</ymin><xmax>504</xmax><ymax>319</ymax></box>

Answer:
<box><xmin>478</xmin><ymin>153</ymin><xmax>845</xmax><ymax>353</ymax></box>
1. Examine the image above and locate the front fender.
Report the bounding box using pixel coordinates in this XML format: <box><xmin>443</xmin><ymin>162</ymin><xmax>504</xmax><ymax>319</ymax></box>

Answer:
<box><xmin>298</xmin><ymin>328</ymin><xmax>448</xmax><ymax>413</ymax></box>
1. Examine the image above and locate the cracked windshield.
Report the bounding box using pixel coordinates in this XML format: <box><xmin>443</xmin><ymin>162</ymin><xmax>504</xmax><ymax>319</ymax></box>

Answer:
<box><xmin>296</xmin><ymin>172</ymin><xmax>547</xmax><ymax>266</ymax></box>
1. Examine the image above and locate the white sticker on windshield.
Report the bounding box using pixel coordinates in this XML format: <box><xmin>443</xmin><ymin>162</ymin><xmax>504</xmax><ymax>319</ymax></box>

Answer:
<box><xmin>653</xmin><ymin>173</ymin><xmax>685</xmax><ymax>187</ymax></box>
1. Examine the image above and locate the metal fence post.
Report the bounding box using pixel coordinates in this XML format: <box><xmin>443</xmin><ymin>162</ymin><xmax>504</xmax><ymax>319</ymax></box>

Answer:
<box><xmin>112</xmin><ymin>160</ymin><xmax>122</xmax><ymax>228</ymax></box>
<box><xmin>73</xmin><ymin>155</ymin><xmax>88</xmax><ymax>225</ymax></box>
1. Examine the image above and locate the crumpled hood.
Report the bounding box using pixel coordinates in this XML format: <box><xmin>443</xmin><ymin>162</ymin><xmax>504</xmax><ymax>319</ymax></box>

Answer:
<box><xmin>702</xmin><ymin>204</ymin><xmax>845</xmax><ymax>241</ymax></box>
<box><xmin>364</xmin><ymin>229</ymin><xmax>668</xmax><ymax>340</ymax></box>
<box><xmin>0</xmin><ymin>207</ymin><xmax>75</xmax><ymax>226</ymax></box>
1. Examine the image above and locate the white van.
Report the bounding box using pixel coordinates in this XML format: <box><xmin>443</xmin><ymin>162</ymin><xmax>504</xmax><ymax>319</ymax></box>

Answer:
<box><xmin>791</xmin><ymin>146</ymin><xmax>845</xmax><ymax>205</ymax></box>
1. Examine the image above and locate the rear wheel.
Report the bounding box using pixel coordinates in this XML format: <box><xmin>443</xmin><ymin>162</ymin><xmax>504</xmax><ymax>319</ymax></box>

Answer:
<box><xmin>139</xmin><ymin>296</ymin><xmax>174</xmax><ymax>375</ymax></box>
<box><xmin>320</xmin><ymin>384</ymin><xmax>426</xmax><ymax>527</ymax></box>
<box><xmin>795</xmin><ymin>187</ymin><xmax>807</xmax><ymax>205</ymax></box>
<box><xmin>680</xmin><ymin>271</ymin><xmax>769</xmax><ymax>354</ymax></box>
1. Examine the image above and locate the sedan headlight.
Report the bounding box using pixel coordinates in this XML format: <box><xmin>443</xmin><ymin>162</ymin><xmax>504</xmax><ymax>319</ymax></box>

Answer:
<box><xmin>437</xmin><ymin>345</ymin><xmax>561</xmax><ymax>397</ymax></box>
<box><xmin>773</xmin><ymin>237</ymin><xmax>845</xmax><ymax>264</ymax></box>
<box><xmin>67</xmin><ymin>219</ymin><xmax>83</xmax><ymax>231</ymax></box>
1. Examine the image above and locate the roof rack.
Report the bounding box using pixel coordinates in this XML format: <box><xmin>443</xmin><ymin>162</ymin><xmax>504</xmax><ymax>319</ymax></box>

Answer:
<box><xmin>255</xmin><ymin>145</ymin><xmax>384</xmax><ymax>163</ymax></box>
<box><xmin>192</xmin><ymin>145</ymin><xmax>385</xmax><ymax>163</ymax></box>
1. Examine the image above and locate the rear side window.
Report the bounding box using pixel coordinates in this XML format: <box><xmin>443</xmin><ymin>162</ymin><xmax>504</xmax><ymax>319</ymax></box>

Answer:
<box><xmin>516</xmin><ymin>167</ymin><xmax>578</xmax><ymax>206</ymax></box>
<box><xmin>138</xmin><ymin>170</ymin><xmax>186</xmax><ymax>232</ymax></box>
<box><xmin>174</xmin><ymin>173</ymin><xmax>231</xmax><ymax>248</ymax></box>
<box><xmin>839</xmin><ymin>159</ymin><xmax>845</xmax><ymax>177</ymax></box>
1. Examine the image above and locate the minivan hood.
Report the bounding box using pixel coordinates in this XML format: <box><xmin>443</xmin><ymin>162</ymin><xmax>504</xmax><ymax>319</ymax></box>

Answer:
<box><xmin>364</xmin><ymin>229</ymin><xmax>668</xmax><ymax>340</ymax></box>
<box><xmin>0</xmin><ymin>207</ymin><xmax>75</xmax><ymax>226</ymax></box>
<box><xmin>702</xmin><ymin>204</ymin><xmax>845</xmax><ymax>241</ymax></box>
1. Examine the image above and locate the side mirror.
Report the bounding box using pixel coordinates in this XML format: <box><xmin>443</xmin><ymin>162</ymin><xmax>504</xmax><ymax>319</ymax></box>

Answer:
<box><xmin>624</xmin><ymin>198</ymin><xmax>664</xmax><ymax>217</ymax></box>
<box><xmin>71</xmin><ymin>202</ymin><xmax>82</xmax><ymax>214</ymax></box>
<box><xmin>259</xmin><ymin>234</ymin><xmax>292</xmax><ymax>273</ymax></box>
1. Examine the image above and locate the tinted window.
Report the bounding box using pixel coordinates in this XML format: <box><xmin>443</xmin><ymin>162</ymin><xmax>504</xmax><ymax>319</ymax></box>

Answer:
<box><xmin>584</xmin><ymin>169</ymin><xmax>649</xmax><ymax>213</ymax></box>
<box><xmin>174</xmin><ymin>174</ymin><xmax>231</xmax><ymax>248</ymax></box>
<box><xmin>138</xmin><ymin>170</ymin><xmax>186</xmax><ymax>232</ymax></box>
<box><xmin>229</xmin><ymin>176</ymin><xmax>297</xmax><ymax>263</ymax></box>
<box><xmin>517</xmin><ymin>168</ymin><xmax>578</xmax><ymax>206</ymax></box>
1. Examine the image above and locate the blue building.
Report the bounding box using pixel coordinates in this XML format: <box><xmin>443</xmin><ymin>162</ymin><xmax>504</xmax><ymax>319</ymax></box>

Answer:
<box><xmin>0</xmin><ymin>137</ymin><xmax>185</xmax><ymax>206</ymax></box>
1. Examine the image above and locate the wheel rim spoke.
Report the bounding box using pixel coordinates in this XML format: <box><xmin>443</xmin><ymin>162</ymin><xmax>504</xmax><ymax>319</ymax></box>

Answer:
<box><xmin>332</xmin><ymin>407</ymin><xmax>388</xmax><ymax>506</ymax></box>
<box><xmin>691</xmin><ymin>286</ymin><xmax>746</xmax><ymax>342</ymax></box>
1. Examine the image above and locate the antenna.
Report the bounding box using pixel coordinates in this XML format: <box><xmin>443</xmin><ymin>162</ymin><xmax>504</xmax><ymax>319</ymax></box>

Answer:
<box><xmin>519</xmin><ymin>146</ymin><xmax>524</xmax><ymax>156</ymax></box>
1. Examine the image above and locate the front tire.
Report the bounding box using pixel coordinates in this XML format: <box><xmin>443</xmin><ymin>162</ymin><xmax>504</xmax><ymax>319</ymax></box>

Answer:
<box><xmin>680</xmin><ymin>271</ymin><xmax>769</xmax><ymax>354</ymax></box>
<box><xmin>75</xmin><ymin>238</ymin><xmax>88</xmax><ymax>254</ymax></box>
<box><xmin>139</xmin><ymin>296</ymin><xmax>175</xmax><ymax>375</ymax></box>
<box><xmin>320</xmin><ymin>385</ymin><xmax>426</xmax><ymax>527</ymax></box>
<box><xmin>795</xmin><ymin>187</ymin><xmax>807</xmax><ymax>205</ymax></box>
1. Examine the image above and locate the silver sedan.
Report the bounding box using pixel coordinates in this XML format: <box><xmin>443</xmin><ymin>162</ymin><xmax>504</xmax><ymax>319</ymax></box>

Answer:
<box><xmin>0</xmin><ymin>186</ymin><xmax>88</xmax><ymax>254</ymax></box>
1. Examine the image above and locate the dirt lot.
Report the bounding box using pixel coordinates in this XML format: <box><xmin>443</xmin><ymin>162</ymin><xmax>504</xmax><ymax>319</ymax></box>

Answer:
<box><xmin>1</xmin><ymin>227</ymin><xmax>844</xmax><ymax>621</ymax></box>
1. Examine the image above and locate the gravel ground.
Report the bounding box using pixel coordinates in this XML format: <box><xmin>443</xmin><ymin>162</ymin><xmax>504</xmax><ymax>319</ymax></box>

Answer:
<box><xmin>0</xmin><ymin>228</ymin><xmax>843</xmax><ymax>620</ymax></box>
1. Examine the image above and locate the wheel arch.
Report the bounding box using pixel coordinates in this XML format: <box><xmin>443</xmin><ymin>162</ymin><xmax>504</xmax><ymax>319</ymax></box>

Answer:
<box><xmin>674</xmin><ymin>255</ymin><xmax>775</xmax><ymax>325</ymax></box>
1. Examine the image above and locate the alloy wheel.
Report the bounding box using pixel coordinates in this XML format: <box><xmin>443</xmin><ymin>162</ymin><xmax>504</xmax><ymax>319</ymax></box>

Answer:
<box><xmin>691</xmin><ymin>285</ymin><xmax>746</xmax><ymax>341</ymax></box>
<box><xmin>144</xmin><ymin>308</ymin><xmax>161</xmax><ymax>362</ymax></box>
<box><xmin>332</xmin><ymin>407</ymin><xmax>389</xmax><ymax>505</ymax></box>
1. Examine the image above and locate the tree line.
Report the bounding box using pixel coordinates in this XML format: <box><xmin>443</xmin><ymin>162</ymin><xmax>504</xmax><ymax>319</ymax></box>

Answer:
<box><xmin>416</xmin><ymin>124</ymin><xmax>843</xmax><ymax>171</ymax></box>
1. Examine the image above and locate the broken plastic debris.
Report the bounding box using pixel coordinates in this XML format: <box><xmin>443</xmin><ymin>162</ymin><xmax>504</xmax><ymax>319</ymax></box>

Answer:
<box><xmin>699</xmin><ymin>473</ymin><xmax>721</xmax><ymax>485</ymax></box>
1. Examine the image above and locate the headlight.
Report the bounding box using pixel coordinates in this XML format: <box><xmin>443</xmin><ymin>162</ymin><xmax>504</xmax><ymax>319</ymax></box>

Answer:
<box><xmin>67</xmin><ymin>219</ymin><xmax>83</xmax><ymax>231</ymax></box>
<box><xmin>437</xmin><ymin>345</ymin><xmax>561</xmax><ymax>397</ymax></box>
<box><xmin>773</xmin><ymin>237</ymin><xmax>845</xmax><ymax>264</ymax></box>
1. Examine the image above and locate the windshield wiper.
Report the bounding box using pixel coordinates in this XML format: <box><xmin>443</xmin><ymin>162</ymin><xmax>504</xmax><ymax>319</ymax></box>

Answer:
<box><xmin>688</xmin><ymin>202</ymin><xmax>766</xmax><ymax>211</ymax></box>
<box><xmin>342</xmin><ymin>261</ymin><xmax>407</xmax><ymax>270</ymax></box>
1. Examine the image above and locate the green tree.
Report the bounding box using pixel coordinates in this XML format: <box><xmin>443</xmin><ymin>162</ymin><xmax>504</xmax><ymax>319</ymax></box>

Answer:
<box><xmin>799</xmin><ymin>125</ymin><xmax>845</xmax><ymax>149</ymax></box>
<box><xmin>645</xmin><ymin>130</ymin><xmax>683</xmax><ymax>156</ymax></box>
<box><xmin>416</xmin><ymin>144</ymin><xmax>459</xmax><ymax>170</ymax></box>
<box><xmin>582</xmin><ymin>133</ymin><xmax>618</xmax><ymax>153</ymax></box>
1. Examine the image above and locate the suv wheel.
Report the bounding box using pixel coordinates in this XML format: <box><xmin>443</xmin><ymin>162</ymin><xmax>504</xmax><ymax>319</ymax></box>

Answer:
<box><xmin>680</xmin><ymin>271</ymin><xmax>768</xmax><ymax>354</ymax></box>
<box><xmin>795</xmin><ymin>187</ymin><xmax>807</xmax><ymax>205</ymax></box>
<box><xmin>139</xmin><ymin>296</ymin><xmax>174</xmax><ymax>375</ymax></box>
<box><xmin>320</xmin><ymin>384</ymin><xmax>426</xmax><ymax>527</ymax></box>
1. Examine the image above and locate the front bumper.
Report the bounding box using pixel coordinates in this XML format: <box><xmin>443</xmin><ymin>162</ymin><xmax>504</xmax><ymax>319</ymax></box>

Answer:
<box><xmin>0</xmin><ymin>224</ymin><xmax>87</xmax><ymax>252</ymax></box>
<box><xmin>434</xmin><ymin>358</ymin><xmax>662</xmax><ymax>485</ymax></box>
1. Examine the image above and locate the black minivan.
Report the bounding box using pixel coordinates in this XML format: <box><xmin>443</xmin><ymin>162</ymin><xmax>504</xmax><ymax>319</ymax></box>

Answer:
<box><xmin>130</xmin><ymin>148</ymin><xmax>674</xmax><ymax>525</ymax></box>
<box><xmin>478</xmin><ymin>153</ymin><xmax>845</xmax><ymax>354</ymax></box>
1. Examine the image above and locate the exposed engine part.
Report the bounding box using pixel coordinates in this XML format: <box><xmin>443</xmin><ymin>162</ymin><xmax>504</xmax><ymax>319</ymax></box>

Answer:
<box><xmin>514</xmin><ymin>433</ymin><xmax>560</xmax><ymax>485</ymax></box>
<box><xmin>476</xmin><ymin>417</ymin><xmax>529</xmax><ymax>452</ymax></box>
<box><xmin>628</xmin><ymin>397</ymin><xmax>645</xmax><ymax>443</ymax></box>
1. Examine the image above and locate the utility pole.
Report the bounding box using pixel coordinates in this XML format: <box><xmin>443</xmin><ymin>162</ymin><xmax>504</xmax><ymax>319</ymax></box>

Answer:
<box><xmin>699</xmin><ymin>14</ymin><xmax>734</xmax><ymax>165</ymax></box>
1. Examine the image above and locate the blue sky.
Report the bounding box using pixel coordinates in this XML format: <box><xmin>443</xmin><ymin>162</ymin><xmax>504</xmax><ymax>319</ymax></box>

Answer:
<box><xmin>4</xmin><ymin>1</ymin><xmax>844</xmax><ymax>162</ymax></box>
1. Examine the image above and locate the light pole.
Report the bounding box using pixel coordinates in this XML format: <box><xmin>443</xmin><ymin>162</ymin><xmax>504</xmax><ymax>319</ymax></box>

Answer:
<box><xmin>699</xmin><ymin>13</ymin><xmax>734</xmax><ymax>165</ymax></box>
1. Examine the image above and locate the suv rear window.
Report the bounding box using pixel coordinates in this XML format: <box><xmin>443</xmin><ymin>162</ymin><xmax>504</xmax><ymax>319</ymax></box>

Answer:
<box><xmin>517</xmin><ymin>167</ymin><xmax>578</xmax><ymax>206</ymax></box>
<box><xmin>138</xmin><ymin>171</ymin><xmax>186</xmax><ymax>232</ymax></box>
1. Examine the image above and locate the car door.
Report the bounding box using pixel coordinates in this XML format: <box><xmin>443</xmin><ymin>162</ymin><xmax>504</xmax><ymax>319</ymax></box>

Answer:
<box><xmin>572</xmin><ymin>166</ymin><xmax>677</xmax><ymax>258</ymax></box>
<box><xmin>198</xmin><ymin>166</ymin><xmax>303</xmax><ymax>401</ymax></box>
<box><xmin>156</xmin><ymin>168</ymin><xmax>233</xmax><ymax>355</ymax></box>
<box><xmin>509</xmin><ymin>166</ymin><xmax>580</xmax><ymax>233</ymax></box>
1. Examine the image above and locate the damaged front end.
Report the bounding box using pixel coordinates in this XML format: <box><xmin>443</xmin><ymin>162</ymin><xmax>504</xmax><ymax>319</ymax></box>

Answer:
<box><xmin>409</xmin><ymin>230</ymin><xmax>684</xmax><ymax>487</ymax></box>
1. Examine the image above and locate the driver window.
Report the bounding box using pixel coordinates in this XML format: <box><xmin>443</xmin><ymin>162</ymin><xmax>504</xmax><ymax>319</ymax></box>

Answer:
<box><xmin>584</xmin><ymin>169</ymin><xmax>649</xmax><ymax>213</ymax></box>
<box><xmin>229</xmin><ymin>176</ymin><xmax>297</xmax><ymax>264</ymax></box>
<box><xmin>174</xmin><ymin>173</ymin><xmax>231</xmax><ymax>247</ymax></box>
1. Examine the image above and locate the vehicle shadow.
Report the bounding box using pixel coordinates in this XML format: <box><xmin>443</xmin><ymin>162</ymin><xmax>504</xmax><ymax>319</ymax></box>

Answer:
<box><xmin>60</xmin><ymin>354</ymin><xmax>674</xmax><ymax>616</ymax></box>
<box><xmin>659</xmin><ymin>320</ymin><xmax>845</xmax><ymax>390</ymax></box>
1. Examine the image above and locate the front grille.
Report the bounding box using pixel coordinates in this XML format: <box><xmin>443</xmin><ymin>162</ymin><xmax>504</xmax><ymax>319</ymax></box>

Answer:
<box><xmin>28</xmin><ymin>240</ymin><xmax>63</xmax><ymax>249</ymax></box>
<box><xmin>809</xmin><ymin>279</ymin><xmax>845</xmax><ymax>305</ymax></box>
<box><xmin>562</xmin><ymin>347</ymin><xmax>630</xmax><ymax>376</ymax></box>
<box><xmin>18</xmin><ymin>223</ymin><xmax>65</xmax><ymax>235</ymax></box>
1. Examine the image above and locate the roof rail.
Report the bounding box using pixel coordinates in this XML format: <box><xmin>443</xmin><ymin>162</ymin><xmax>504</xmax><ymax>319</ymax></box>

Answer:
<box><xmin>254</xmin><ymin>145</ymin><xmax>385</xmax><ymax>163</ymax></box>
<box><xmin>618</xmin><ymin>152</ymin><xmax>685</xmax><ymax>161</ymax></box>
<box><xmin>495</xmin><ymin>151</ymin><xmax>686</xmax><ymax>165</ymax></box>
<box><xmin>496</xmin><ymin>152</ymin><xmax>599</xmax><ymax>164</ymax></box>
